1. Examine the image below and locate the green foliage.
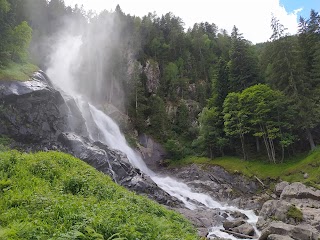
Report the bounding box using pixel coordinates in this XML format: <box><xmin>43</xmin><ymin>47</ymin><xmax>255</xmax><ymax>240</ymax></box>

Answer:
<box><xmin>170</xmin><ymin>148</ymin><xmax>320</xmax><ymax>189</ymax></box>
<box><xmin>174</xmin><ymin>102</ymin><xmax>191</xmax><ymax>135</ymax></box>
<box><xmin>147</xmin><ymin>95</ymin><xmax>168</xmax><ymax>140</ymax></box>
<box><xmin>0</xmin><ymin>61</ymin><xmax>38</xmax><ymax>81</ymax></box>
<box><xmin>0</xmin><ymin>1</ymin><xmax>33</xmax><ymax>66</ymax></box>
<box><xmin>228</xmin><ymin>26</ymin><xmax>260</xmax><ymax>92</ymax></box>
<box><xmin>0</xmin><ymin>135</ymin><xmax>12</xmax><ymax>151</ymax></box>
<box><xmin>0</xmin><ymin>151</ymin><xmax>197</xmax><ymax>240</ymax></box>
<box><xmin>196</xmin><ymin>107</ymin><xmax>227</xmax><ymax>158</ymax></box>
<box><xmin>8</xmin><ymin>21</ymin><xmax>32</xmax><ymax>62</ymax></box>
<box><xmin>0</xmin><ymin>0</ymin><xmax>9</xmax><ymax>13</ymax></box>
<box><xmin>165</xmin><ymin>139</ymin><xmax>186</xmax><ymax>160</ymax></box>
<box><xmin>287</xmin><ymin>205</ymin><xmax>303</xmax><ymax>223</ymax></box>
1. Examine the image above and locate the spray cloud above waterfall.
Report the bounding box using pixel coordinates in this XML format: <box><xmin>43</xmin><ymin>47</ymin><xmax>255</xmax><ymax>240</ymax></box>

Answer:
<box><xmin>39</xmin><ymin>5</ymin><xmax>138</xmax><ymax>111</ymax></box>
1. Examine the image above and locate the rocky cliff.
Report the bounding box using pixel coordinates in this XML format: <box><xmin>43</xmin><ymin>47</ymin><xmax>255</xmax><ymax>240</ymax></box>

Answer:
<box><xmin>0</xmin><ymin>71</ymin><xmax>181</xmax><ymax>207</ymax></box>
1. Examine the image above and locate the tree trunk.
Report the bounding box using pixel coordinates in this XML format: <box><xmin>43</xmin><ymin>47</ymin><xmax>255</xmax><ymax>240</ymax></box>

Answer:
<box><xmin>306</xmin><ymin>128</ymin><xmax>316</xmax><ymax>150</ymax></box>
<box><xmin>135</xmin><ymin>87</ymin><xmax>138</xmax><ymax>114</ymax></box>
<box><xmin>260</xmin><ymin>124</ymin><xmax>272</xmax><ymax>162</ymax></box>
<box><xmin>281</xmin><ymin>145</ymin><xmax>284</xmax><ymax>163</ymax></box>
<box><xmin>220</xmin><ymin>147</ymin><xmax>225</xmax><ymax>157</ymax></box>
<box><xmin>209</xmin><ymin>145</ymin><xmax>214</xmax><ymax>159</ymax></box>
<box><xmin>240</xmin><ymin>134</ymin><xmax>247</xmax><ymax>160</ymax></box>
<box><xmin>256</xmin><ymin>137</ymin><xmax>260</xmax><ymax>153</ymax></box>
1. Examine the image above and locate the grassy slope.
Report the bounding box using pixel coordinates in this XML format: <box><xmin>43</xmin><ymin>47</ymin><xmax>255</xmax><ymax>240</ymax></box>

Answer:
<box><xmin>0</xmin><ymin>151</ymin><xmax>197</xmax><ymax>240</ymax></box>
<box><xmin>171</xmin><ymin>149</ymin><xmax>320</xmax><ymax>189</ymax></box>
<box><xmin>0</xmin><ymin>61</ymin><xmax>38</xmax><ymax>81</ymax></box>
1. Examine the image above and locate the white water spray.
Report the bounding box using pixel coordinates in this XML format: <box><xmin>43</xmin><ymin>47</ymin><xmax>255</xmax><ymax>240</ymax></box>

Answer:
<box><xmin>47</xmin><ymin>35</ymin><xmax>259</xmax><ymax>240</ymax></box>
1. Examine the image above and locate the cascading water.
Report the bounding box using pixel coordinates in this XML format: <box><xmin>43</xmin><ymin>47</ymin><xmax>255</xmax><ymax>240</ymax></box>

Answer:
<box><xmin>46</xmin><ymin>34</ymin><xmax>259</xmax><ymax>240</ymax></box>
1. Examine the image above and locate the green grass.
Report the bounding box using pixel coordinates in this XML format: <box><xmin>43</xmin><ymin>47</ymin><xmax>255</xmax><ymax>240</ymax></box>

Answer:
<box><xmin>0</xmin><ymin>151</ymin><xmax>197</xmax><ymax>240</ymax></box>
<box><xmin>287</xmin><ymin>205</ymin><xmax>303</xmax><ymax>223</ymax></box>
<box><xmin>0</xmin><ymin>61</ymin><xmax>38</xmax><ymax>81</ymax></box>
<box><xmin>170</xmin><ymin>149</ymin><xmax>320</xmax><ymax>188</ymax></box>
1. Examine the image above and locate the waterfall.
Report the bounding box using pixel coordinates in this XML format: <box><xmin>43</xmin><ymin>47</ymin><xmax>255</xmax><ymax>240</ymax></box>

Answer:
<box><xmin>46</xmin><ymin>35</ymin><xmax>259</xmax><ymax>240</ymax></box>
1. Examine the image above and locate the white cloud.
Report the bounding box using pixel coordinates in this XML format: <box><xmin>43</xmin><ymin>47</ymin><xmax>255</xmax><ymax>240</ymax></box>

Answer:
<box><xmin>64</xmin><ymin>0</ymin><xmax>301</xmax><ymax>43</ymax></box>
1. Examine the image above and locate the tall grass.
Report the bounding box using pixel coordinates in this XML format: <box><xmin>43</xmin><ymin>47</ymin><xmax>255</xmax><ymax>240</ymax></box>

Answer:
<box><xmin>0</xmin><ymin>151</ymin><xmax>197</xmax><ymax>240</ymax></box>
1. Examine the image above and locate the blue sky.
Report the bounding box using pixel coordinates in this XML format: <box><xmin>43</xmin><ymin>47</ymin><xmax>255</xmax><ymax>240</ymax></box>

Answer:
<box><xmin>280</xmin><ymin>0</ymin><xmax>319</xmax><ymax>19</ymax></box>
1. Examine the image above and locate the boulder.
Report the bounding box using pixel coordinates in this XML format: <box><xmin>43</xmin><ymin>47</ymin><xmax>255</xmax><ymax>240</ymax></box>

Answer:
<box><xmin>259</xmin><ymin>222</ymin><xmax>319</xmax><ymax>240</ymax></box>
<box><xmin>280</xmin><ymin>182</ymin><xmax>320</xmax><ymax>208</ymax></box>
<box><xmin>275</xmin><ymin>181</ymin><xmax>289</xmax><ymax>197</ymax></box>
<box><xmin>231</xmin><ymin>223</ymin><xmax>255</xmax><ymax>236</ymax></box>
<box><xmin>0</xmin><ymin>73</ymin><xmax>69</xmax><ymax>143</ymax></box>
<box><xmin>176</xmin><ymin>207</ymin><xmax>223</xmax><ymax>228</ymax></box>
<box><xmin>223</xmin><ymin>219</ymin><xmax>246</xmax><ymax>230</ymax></box>
<box><xmin>267</xmin><ymin>234</ymin><xmax>294</xmax><ymax>240</ymax></box>
<box><xmin>230</xmin><ymin>210</ymin><xmax>249</xmax><ymax>220</ymax></box>
<box><xmin>257</xmin><ymin>200</ymin><xmax>292</xmax><ymax>229</ymax></box>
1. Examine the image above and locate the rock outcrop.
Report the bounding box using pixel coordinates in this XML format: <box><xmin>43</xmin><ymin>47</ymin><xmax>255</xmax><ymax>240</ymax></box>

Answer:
<box><xmin>137</xmin><ymin>133</ymin><xmax>167</xmax><ymax>171</ymax></box>
<box><xmin>257</xmin><ymin>182</ymin><xmax>320</xmax><ymax>240</ymax></box>
<box><xmin>144</xmin><ymin>59</ymin><xmax>160</xmax><ymax>94</ymax></box>
<box><xmin>160</xmin><ymin>164</ymin><xmax>260</xmax><ymax>208</ymax></box>
<box><xmin>0</xmin><ymin>73</ymin><xmax>69</xmax><ymax>143</ymax></box>
<box><xmin>0</xmin><ymin>72</ymin><xmax>181</xmax><ymax>207</ymax></box>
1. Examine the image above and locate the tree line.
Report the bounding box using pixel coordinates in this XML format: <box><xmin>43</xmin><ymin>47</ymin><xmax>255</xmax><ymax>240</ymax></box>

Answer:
<box><xmin>1</xmin><ymin>0</ymin><xmax>319</xmax><ymax>162</ymax></box>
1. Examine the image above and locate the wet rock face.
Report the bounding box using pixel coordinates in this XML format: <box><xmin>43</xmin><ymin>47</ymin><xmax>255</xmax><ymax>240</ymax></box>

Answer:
<box><xmin>0</xmin><ymin>72</ymin><xmax>182</xmax><ymax>208</ymax></box>
<box><xmin>138</xmin><ymin>133</ymin><xmax>167</xmax><ymax>171</ymax></box>
<box><xmin>58</xmin><ymin>133</ymin><xmax>183</xmax><ymax>207</ymax></box>
<box><xmin>0</xmin><ymin>74</ymin><xmax>69</xmax><ymax>143</ymax></box>
<box><xmin>160</xmin><ymin>164</ymin><xmax>260</xmax><ymax>207</ymax></box>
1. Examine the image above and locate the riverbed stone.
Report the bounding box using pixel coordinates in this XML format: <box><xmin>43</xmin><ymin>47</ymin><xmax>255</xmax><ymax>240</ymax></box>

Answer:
<box><xmin>223</xmin><ymin>219</ymin><xmax>246</xmax><ymax>230</ymax></box>
<box><xmin>267</xmin><ymin>234</ymin><xmax>294</xmax><ymax>240</ymax></box>
<box><xmin>231</xmin><ymin>223</ymin><xmax>255</xmax><ymax>236</ymax></box>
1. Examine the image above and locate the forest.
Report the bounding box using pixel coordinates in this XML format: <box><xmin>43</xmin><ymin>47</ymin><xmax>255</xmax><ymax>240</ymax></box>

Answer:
<box><xmin>1</xmin><ymin>0</ymin><xmax>319</xmax><ymax>163</ymax></box>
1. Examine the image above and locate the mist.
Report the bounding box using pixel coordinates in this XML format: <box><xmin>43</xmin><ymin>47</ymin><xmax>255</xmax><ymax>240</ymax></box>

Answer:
<box><xmin>22</xmin><ymin>2</ymin><xmax>135</xmax><ymax>111</ymax></box>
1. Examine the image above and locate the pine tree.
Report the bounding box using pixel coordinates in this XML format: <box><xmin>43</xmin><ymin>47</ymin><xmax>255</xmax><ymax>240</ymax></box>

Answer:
<box><xmin>228</xmin><ymin>26</ymin><xmax>259</xmax><ymax>92</ymax></box>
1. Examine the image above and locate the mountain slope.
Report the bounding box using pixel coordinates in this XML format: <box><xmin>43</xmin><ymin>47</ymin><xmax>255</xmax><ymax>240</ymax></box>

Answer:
<box><xmin>0</xmin><ymin>150</ymin><xmax>197</xmax><ymax>240</ymax></box>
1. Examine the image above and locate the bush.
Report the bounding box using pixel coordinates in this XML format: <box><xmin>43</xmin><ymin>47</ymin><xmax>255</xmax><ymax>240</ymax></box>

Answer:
<box><xmin>165</xmin><ymin>139</ymin><xmax>186</xmax><ymax>160</ymax></box>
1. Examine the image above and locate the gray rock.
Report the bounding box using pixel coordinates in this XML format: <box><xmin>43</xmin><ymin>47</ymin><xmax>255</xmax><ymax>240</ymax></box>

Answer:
<box><xmin>280</xmin><ymin>182</ymin><xmax>320</xmax><ymax>208</ymax></box>
<box><xmin>231</xmin><ymin>223</ymin><xmax>255</xmax><ymax>236</ymax></box>
<box><xmin>0</xmin><ymin>73</ymin><xmax>69</xmax><ymax>143</ymax></box>
<box><xmin>144</xmin><ymin>59</ymin><xmax>160</xmax><ymax>93</ymax></box>
<box><xmin>158</xmin><ymin>164</ymin><xmax>260</xmax><ymax>205</ymax></box>
<box><xmin>267</xmin><ymin>234</ymin><xmax>294</xmax><ymax>240</ymax></box>
<box><xmin>176</xmin><ymin>208</ymin><xmax>223</xmax><ymax>229</ymax></box>
<box><xmin>259</xmin><ymin>222</ymin><xmax>319</xmax><ymax>240</ymax></box>
<box><xmin>230</xmin><ymin>210</ymin><xmax>249</xmax><ymax>220</ymax></box>
<box><xmin>301</xmin><ymin>207</ymin><xmax>320</xmax><ymax>230</ymax></box>
<box><xmin>58</xmin><ymin>132</ymin><xmax>182</xmax><ymax>207</ymax></box>
<box><xmin>257</xmin><ymin>200</ymin><xmax>292</xmax><ymax>229</ymax></box>
<box><xmin>275</xmin><ymin>181</ymin><xmax>289</xmax><ymax>197</ymax></box>
<box><xmin>138</xmin><ymin>134</ymin><xmax>166</xmax><ymax>171</ymax></box>
<box><xmin>303</xmin><ymin>173</ymin><xmax>309</xmax><ymax>179</ymax></box>
<box><xmin>223</xmin><ymin>219</ymin><xmax>246</xmax><ymax>230</ymax></box>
